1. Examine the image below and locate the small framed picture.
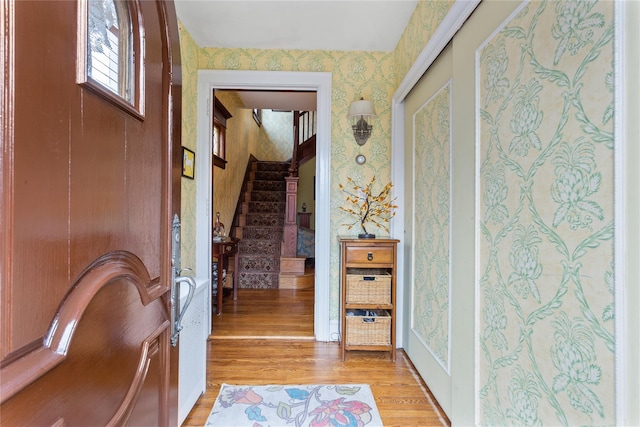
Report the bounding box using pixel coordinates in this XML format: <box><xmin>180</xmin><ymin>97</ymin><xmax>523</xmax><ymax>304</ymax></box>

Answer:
<box><xmin>182</xmin><ymin>147</ymin><xmax>195</xmax><ymax>179</ymax></box>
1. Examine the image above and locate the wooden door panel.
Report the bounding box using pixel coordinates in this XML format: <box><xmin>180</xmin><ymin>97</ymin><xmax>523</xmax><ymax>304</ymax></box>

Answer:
<box><xmin>2</xmin><ymin>252</ymin><xmax>168</xmax><ymax>425</ymax></box>
<box><xmin>8</xmin><ymin>0</ymin><xmax>78</xmax><ymax>353</ymax></box>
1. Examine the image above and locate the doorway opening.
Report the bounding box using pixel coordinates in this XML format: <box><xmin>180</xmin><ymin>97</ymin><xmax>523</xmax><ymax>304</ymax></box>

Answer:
<box><xmin>210</xmin><ymin>88</ymin><xmax>317</xmax><ymax>338</ymax></box>
<box><xmin>194</xmin><ymin>70</ymin><xmax>333</xmax><ymax>342</ymax></box>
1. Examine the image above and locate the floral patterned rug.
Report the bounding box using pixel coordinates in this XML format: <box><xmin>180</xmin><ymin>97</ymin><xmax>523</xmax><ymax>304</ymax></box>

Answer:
<box><xmin>205</xmin><ymin>383</ymin><xmax>383</xmax><ymax>427</ymax></box>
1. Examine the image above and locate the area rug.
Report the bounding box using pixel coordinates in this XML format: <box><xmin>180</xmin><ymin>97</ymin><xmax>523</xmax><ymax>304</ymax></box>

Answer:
<box><xmin>205</xmin><ymin>383</ymin><xmax>384</xmax><ymax>427</ymax></box>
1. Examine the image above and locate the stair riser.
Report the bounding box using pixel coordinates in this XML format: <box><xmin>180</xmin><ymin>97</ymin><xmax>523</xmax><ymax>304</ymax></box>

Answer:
<box><xmin>241</xmin><ymin>227</ymin><xmax>283</xmax><ymax>240</ymax></box>
<box><xmin>279</xmin><ymin>272</ymin><xmax>314</xmax><ymax>289</ymax></box>
<box><xmin>252</xmin><ymin>181</ymin><xmax>286</xmax><ymax>192</ymax></box>
<box><xmin>241</xmin><ymin>202</ymin><xmax>285</xmax><ymax>214</ymax></box>
<box><xmin>247</xmin><ymin>201</ymin><xmax>286</xmax><ymax>213</ymax></box>
<box><xmin>237</xmin><ymin>272</ymin><xmax>279</xmax><ymax>289</ymax></box>
<box><xmin>239</xmin><ymin>240</ymin><xmax>281</xmax><ymax>254</ymax></box>
<box><xmin>244</xmin><ymin>214</ymin><xmax>284</xmax><ymax>227</ymax></box>
<box><xmin>250</xmin><ymin>191</ymin><xmax>286</xmax><ymax>202</ymax></box>
<box><xmin>254</xmin><ymin>162</ymin><xmax>290</xmax><ymax>172</ymax></box>
<box><xmin>239</xmin><ymin>256</ymin><xmax>280</xmax><ymax>272</ymax></box>
<box><xmin>251</xmin><ymin>171</ymin><xmax>288</xmax><ymax>181</ymax></box>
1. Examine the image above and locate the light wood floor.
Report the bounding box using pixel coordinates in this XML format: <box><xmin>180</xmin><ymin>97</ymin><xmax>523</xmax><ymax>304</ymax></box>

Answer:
<box><xmin>181</xmin><ymin>287</ymin><xmax>449</xmax><ymax>427</ymax></box>
<box><xmin>209</xmin><ymin>288</ymin><xmax>315</xmax><ymax>339</ymax></box>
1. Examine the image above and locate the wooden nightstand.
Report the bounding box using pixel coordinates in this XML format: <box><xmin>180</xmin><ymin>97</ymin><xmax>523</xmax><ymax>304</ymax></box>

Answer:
<box><xmin>339</xmin><ymin>236</ymin><xmax>399</xmax><ymax>361</ymax></box>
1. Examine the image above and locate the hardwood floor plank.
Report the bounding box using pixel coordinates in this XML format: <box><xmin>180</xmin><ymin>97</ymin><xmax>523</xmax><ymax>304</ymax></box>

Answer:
<box><xmin>182</xmin><ymin>288</ymin><xmax>449</xmax><ymax>426</ymax></box>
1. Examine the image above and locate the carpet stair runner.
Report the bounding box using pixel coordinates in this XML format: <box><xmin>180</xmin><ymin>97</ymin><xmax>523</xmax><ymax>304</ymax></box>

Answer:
<box><xmin>236</xmin><ymin>161</ymin><xmax>289</xmax><ymax>289</ymax></box>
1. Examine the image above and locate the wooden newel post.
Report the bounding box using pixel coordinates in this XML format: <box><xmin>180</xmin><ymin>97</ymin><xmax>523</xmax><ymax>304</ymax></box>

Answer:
<box><xmin>283</xmin><ymin>176</ymin><xmax>299</xmax><ymax>257</ymax></box>
<box><xmin>290</xmin><ymin>111</ymin><xmax>300</xmax><ymax>176</ymax></box>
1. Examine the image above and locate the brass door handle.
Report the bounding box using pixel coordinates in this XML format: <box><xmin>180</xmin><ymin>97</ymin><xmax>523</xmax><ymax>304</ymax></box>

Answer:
<box><xmin>367</xmin><ymin>252</ymin><xmax>373</xmax><ymax>261</ymax></box>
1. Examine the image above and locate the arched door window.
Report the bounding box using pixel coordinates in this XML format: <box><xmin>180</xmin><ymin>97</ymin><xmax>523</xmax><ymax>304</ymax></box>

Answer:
<box><xmin>79</xmin><ymin>0</ymin><xmax>143</xmax><ymax>117</ymax></box>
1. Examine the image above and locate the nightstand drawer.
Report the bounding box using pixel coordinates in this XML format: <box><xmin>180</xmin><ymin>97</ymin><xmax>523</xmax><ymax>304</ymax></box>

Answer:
<box><xmin>345</xmin><ymin>246</ymin><xmax>393</xmax><ymax>264</ymax></box>
<box><xmin>213</xmin><ymin>239</ymin><xmax>238</xmax><ymax>257</ymax></box>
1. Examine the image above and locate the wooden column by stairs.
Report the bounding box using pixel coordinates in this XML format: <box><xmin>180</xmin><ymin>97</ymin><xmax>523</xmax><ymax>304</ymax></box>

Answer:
<box><xmin>281</xmin><ymin>176</ymin><xmax>306</xmax><ymax>276</ymax></box>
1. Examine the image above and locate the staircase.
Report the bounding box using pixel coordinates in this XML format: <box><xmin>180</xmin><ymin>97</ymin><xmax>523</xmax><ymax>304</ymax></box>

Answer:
<box><xmin>231</xmin><ymin>111</ymin><xmax>317</xmax><ymax>290</ymax></box>
<box><xmin>235</xmin><ymin>161</ymin><xmax>289</xmax><ymax>289</ymax></box>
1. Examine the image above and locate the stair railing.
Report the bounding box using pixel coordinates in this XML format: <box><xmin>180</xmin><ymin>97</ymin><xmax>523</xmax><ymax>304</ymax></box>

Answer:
<box><xmin>283</xmin><ymin>110</ymin><xmax>316</xmax><ymax>258</ymax></box>
<box><xmin>298</xmin><ymin>111</ymin><xmax>316</xmax><ymax>146</ymax></box>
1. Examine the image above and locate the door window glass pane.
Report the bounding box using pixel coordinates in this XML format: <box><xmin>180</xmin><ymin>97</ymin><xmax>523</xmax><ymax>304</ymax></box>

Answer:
<box><xmin>86</xmin><ymin>0</ymin><xmax>133</xmax><ymax>103</ymax></box>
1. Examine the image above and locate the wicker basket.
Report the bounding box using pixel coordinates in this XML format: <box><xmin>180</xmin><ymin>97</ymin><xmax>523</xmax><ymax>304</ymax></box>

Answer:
<box><xmin>346</xmin><ymin>270</ymin><xmax>391</xmax><ymax>304</ymax></box>
<box><xmin>345</xmin><ymin>310</ymin><xmax>391</xmax><ymax>346</ymax></box>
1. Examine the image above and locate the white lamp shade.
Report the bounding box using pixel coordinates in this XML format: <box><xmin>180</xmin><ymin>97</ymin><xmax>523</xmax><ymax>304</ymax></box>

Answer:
<box><xmin>347</xmin><ymin>99</ymin><xmax>377</xmax><ymax>118</ymax></box>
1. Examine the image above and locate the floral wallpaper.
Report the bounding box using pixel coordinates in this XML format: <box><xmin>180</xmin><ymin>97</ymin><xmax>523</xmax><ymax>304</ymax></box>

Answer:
<box><xmin>197</xmin><ymin>47</ymin><xmax>396</xmax><ymax>319</ymax></box>
<box><xmin>211</xmin><ymin>90</ymin><xmax>259</xmax><ymax>230</ymax></box>
<box><xmin>178</xmin><ymin>21</ymin><xmax>199</xmax><ymax>270</ymax></box>
<box><xmin>257</xmin><ymin>109</ymin><xmax>293</xmax><ymax>161</ymax></box>
<box><xmin>394</xmin><ymin>0</ymin><xmax>453</xmax><ymax>88</ymax></box>
<box><xmin>413</xmin><ymin>83</ymin><xmax>451</xmax><ymax>371</ymax></box>
<box><xmin>477</xmin><ymin>1</ymin><xmax>615</xmax><ymax>425</ymax></box>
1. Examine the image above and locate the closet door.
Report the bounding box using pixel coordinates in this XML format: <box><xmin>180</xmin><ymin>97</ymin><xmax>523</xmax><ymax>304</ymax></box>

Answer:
<box><xmin>404</xmin><ymin>0</ymin><xmax>618</xmax><ymax>425</ymax></box>
<box><xmin>403</xmin><ymin>2</ymin><xmax>523</xmax><ymax>425</ymax></box>
<box><xmin>403</xmin><ymin>43</ymin><xmax>455</xmax><ymax>416</ymax></box>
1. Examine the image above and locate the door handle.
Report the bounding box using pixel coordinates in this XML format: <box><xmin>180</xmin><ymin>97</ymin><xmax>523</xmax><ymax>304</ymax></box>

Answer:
<box><xmin>170</xmin><ymin>214</ymin><xmax>197</xmax><ymax>347</ymax></box>
<box><xmin>171</xmin><ymin>275</ymin><xmax>196</xmax><ymax>347</ymax></box>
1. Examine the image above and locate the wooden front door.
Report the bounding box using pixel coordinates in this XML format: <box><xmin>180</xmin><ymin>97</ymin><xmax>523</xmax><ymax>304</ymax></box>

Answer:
<box><xmin>1</xmin><ymin>0</ymin><xmax>182</xmax><ymax>425</ymax></box>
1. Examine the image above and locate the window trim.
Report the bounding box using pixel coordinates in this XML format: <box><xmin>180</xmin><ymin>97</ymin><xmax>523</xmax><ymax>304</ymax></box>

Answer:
<box><xmin>76</xmin><ymin>0</ymin><xmax>145</xmax><ymax>120</ymax></box>
<box><xmin>212</xmin><ymin>96</ymin><xmax>232</xmax><ymax>169</ymax></box>
<box><xmin>212</xmin><ymin>119</ymin><xmax>227</xmax><ymax>169</ymax></box>
<box><xmin>252</xmin><ymin>109</ymin><xmax>262</xmax><ymax>127</ymax></box>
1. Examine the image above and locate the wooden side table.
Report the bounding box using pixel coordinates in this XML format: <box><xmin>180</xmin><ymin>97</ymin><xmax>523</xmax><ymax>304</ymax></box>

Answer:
<box><xmin>212</xmin><ymin>237</ymin><xmax>239</xmax><ymax>315</ymax></box>
<box><xmin>339</xmin><ymin>236</ymin><xmax>399</xmax><ymax>361</ymax></box>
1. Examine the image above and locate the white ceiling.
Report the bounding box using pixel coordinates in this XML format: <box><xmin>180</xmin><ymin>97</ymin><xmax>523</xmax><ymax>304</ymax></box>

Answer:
<box><xmin>224</xmin><ymin>90</ymin><xmax>318</xmax><ymax>111</ymax></box>
<box><xmin>174</xmin><ymin>0</ymin><xmax>418</xmax><ymax>52</ymax></box>
<box><xmin>175</xmin><ymin>1</ymin><xmax>418</xmax><ymax>110</ymax></box>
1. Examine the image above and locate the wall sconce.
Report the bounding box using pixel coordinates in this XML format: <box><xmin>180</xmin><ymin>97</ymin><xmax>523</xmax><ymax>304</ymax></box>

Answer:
<box><xmin>347</xmin><ymin>98</ymin><xmax>377</xmax><ymax>145</ymax></box>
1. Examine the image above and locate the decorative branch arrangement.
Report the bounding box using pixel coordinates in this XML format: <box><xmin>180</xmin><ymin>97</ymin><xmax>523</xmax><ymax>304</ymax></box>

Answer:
<box><xmin>339</xmin><ymin>175</ymin><xmax>397</xmax><ymax>238</ymax></box>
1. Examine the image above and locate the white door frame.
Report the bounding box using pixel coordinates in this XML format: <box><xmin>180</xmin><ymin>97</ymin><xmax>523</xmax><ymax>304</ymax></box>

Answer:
<box><xmin>390</xmin><ymin>0</ymin><xmax>480</xmax><ymax>351</ymax></box>
<box><xmin>195</xmin><ymin>70</ymin><xmax>333</xmax><ymax>342</ymax></box>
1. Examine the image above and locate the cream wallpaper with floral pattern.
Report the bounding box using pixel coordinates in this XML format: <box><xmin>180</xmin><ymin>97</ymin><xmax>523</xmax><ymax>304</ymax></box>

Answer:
<box><xmin>257</xmin><ymin>109</ymin><xmax>294</xmax><ymax>161</ymax></box>
<box><xmin>413</xmin><ymin>82</ymin><xmax>451</xmax><ymax>371</ymax></box>
<box><xmin>178</xmin><ymin>21</ymin><xmax>198</xmax><ymax>270</ymax></box>
<box><xmin>478</xmin><ymin>2</ymin><xmax>615</xmax><ymax>425</ymax></box>
<box><xmin>394</xmin><ymin>0</ymin><xmax>453</xmax><ymax>88</ymax></box>
<box><xmin>196</xmin><ymin>47</ymin><xmax>396</xmax><ymax>319</ymax></box>
<box><xmin>211</xmin><ymin>90</ymin><xmax>259</xmax><ymax>232</ymax></box>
